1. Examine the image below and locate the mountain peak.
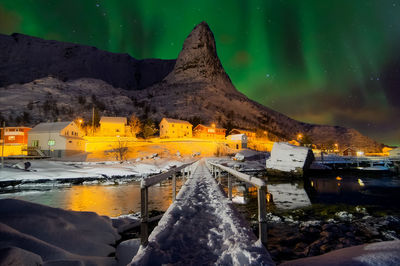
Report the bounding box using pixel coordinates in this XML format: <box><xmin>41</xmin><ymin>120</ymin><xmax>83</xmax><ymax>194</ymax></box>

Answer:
<box><xmin>165</xmin><ymin>21</ymin><xmax>231</xmax><ymax>84</ymax></box>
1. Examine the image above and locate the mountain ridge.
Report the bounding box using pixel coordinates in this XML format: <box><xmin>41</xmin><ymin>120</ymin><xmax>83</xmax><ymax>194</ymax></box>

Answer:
<box><xmin>0</xmin><ymin>22</ymin><xmax>383</xmax><ymax>152</ymax></box>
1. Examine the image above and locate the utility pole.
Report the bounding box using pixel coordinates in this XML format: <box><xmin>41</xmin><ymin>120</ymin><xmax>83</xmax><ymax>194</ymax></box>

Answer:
<box><xmin>92</xmin><ymin>107</ymin><xmax>95</xmax><ymax>136</ymax></box>
<box><xmin>1</xmin><ymin>121</ymin><xmax>5</xmax><ymax>169</ymax></box>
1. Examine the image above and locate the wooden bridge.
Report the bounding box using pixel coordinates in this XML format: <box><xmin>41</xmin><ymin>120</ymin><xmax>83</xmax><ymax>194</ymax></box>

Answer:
<box><xmin>130</xmin><ymin>159</ymin><xmax>274</xmax><ymax>265</ymax></box>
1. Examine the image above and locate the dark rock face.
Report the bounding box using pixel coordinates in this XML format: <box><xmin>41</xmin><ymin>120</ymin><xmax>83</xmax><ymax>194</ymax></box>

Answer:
<box><xmin>0</xmin><ymin>33</ymin><xmax>175</xmax><ymax>90</ymax></box>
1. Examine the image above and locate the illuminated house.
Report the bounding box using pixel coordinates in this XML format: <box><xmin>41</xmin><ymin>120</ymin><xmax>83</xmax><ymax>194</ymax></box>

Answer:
<box><xmin>342</xmin><ymin>147</ymin><xmax>357</xmax><ymax>157</ymax></box>
<box><xmin>389</xmin><ymin>147</ymin><xmax>400</xmax><ymax>158</ymax></box>
<box><xmin>226</xmin><ymin>134</ymin><xmax>248</xmax><ymax>149</ymax></box>
<box><xmin>28</xmin><ymin>121</ymin><xmax>84</xmax><ymax>157</ymax></box>
<box><xmin>193</xmin><ymin>124</ymin><xmax>226</xmax><ymax>139</ymax></box>
<box><xmin>99</xmin><ymin>117</ymin><xmax>128</xmax><ymax>137</ymax></box>
<box><xmin>0</xmin><ymin>127</ymin><xmax>31</xmax><ymax>156</ymax></box>
<box><xmin>229</xmin><ymin>129</ymin><xmax>256</xmax><ymax>140</ymax></box>
<box><xmin>159</xmin><ymin>118</ymin><xmax>192</xmax><ymax>138</ymax></box>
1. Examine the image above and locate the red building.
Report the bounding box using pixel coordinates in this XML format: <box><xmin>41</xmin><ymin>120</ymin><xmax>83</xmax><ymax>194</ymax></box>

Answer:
<box><xmin>0</xmin><ymin>127</ymin><xmax>31</xmax><ymax>144</ymax></box>
<box><xmin>193</xmin><ymin>124</ymin><xmax>226</xmax><ymax>139</ymax></box>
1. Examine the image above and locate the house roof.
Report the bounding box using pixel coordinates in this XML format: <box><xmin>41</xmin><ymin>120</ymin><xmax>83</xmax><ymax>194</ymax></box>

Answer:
<box><xmin>230</xmin><ymin>128</ymin><xmax>255</xmax><ymax>134</ymax></box>
<box><xmin>194</xmin><ymin>124</ymin><xmax>226</xmax><ymax>131</ymax></box>
<box><xmin>29</xmin><ymin>122</ymin><xmax>72</xmax><ymax>133</ymax></box>
<box><xmin>162</xmin><ymin>118</ymin><xmax>192</xmax><ymax>126</ymax></box>
<box><xmin>100</xmin><ymin>117</ymin><xmax>127</xmax><ymax>124</ymax></box>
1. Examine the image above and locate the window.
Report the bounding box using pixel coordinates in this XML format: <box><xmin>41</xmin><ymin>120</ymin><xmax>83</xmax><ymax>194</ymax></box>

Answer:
<box><xmin>116</xmin><ymin>129</ymin><xmax>120</xmax><ymax>132</ymax></box>
<box><xmin>161</xmin><ymin>125</ymin><xmax>164</xmax><ymax>128</ymax></box>
<box><xmin>32</xmin><ymin>140</ymin><xmax>39</xmax><ymax>147</ymax></box>
<box><xmin>48</xmin><ymin>140</ymin><xmax>55</xmax><ymax>146</ymax></box>
<box><xmin>69</xmin><ymin>140</ymin><xmax>72</xmax><ymax>143</ymax></box>
<box><xmin>172</xmin><ymin>124</ymin><xmax>174</xmax><ymax>127</ymax></box>
<box><xmin>8</xmin><ymin>136</ymin><xmax>15</xmax><ymax>141</ymax></box>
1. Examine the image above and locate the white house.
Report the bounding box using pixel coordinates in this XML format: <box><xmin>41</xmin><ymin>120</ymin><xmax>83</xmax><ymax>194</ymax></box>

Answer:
<box><xmin>28</xmin><ymin>121</ymin><xmax>84</xmax><ymax>158</ymax></box>
<box><xmin>389</xmin><ymin>147</ymin><xmax>400</xmax><ymax>158</ymax></box>
<box><xmin>226</xmin><ymin>134</ymin><xmax>247</xmax><ymax>149</ymax></box>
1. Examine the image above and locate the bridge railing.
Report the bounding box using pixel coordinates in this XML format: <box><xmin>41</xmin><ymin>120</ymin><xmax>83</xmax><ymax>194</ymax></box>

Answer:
<box><xmin>139</xmin><ymin>160</ymin><xmax>199</xmax><ymax>245</ymax></box>
<box><xmin>206</xmin><ymin>160</ymin><xmax>268</xmax><ymax>245</ymax></box>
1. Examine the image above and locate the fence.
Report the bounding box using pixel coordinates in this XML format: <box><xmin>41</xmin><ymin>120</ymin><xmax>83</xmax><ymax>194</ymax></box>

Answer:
<box><xmin>139</xmin><ymin>160</ymin><xmax>199</xmax><ymax>245</ymax></box>
<box><xmin>206</xmin><ymin>161</ymin><xmax>268</xmax><ymax>245</ymax></box>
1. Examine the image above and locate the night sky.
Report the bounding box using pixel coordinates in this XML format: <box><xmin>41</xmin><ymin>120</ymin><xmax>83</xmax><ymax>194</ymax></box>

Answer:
<box><xmin>0</xmin><ymin>0</ymin><xmax>399</xmax><ymax>145</ymax></box>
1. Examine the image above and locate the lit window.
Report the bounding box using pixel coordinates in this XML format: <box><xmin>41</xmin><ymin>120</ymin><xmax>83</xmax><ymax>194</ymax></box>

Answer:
<box><xmin>8</xmin><ymin>136</ymin><xmax>15</xmax><ymax>141</ymax></box>
<box><xmin>48</xmin><ymin>140</ymin><xmax>55</xmax><ymax>146</ymax></box>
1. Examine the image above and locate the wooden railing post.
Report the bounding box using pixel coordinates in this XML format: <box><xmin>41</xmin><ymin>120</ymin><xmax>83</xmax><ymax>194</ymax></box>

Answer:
<box><xmin>172</xmin><ymin>172</ymin><xmax>176</xmax><ymax>202</ymax></box>
<box><xmin>140</xmin><ymin>187</ymin><xmax>149</xmax><ymax>245</ymax></box>
<box><xmin>228</xmin><ymin>173</ymin><xmax>232</xmax><ymax>200</ymax></box>
<box><xmin>257</xmin><ymin>186</ymin><xmax>267</xmax><ymax>245</ymax></box>
<box><xmin>218</xmin><ymin>169</ymin><xmax>221</xmax><ymax>184</ymax></box>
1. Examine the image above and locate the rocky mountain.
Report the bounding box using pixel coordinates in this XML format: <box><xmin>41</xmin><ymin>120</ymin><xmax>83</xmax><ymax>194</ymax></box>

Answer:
<box><xmin>0</xmin><ymin>22</ymin><xmax>383</xmax><ymax>152</ymax></box>
<box><xmin>0</xmin><ymin>33</ymin><xmax>175</xmax><ymax>90</ymax></box>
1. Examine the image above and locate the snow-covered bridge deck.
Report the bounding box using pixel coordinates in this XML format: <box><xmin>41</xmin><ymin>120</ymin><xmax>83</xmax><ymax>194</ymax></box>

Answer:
<box><xmin>130</xmin><ymin>160</ymin><xmax>274</xmax><ymax>265</ymax></box>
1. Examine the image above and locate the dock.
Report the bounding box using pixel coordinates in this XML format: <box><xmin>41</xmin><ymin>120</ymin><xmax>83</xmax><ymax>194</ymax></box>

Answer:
<box><xmin>130</xmin><ymin>159</ymin><xmax>274</xmax><ymax>265</ymax></box>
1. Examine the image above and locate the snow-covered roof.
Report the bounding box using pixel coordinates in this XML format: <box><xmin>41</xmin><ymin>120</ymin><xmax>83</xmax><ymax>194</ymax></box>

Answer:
<box><xmin>162</xmin><ymin>118</ymin><xmax>192</xmax><ymax>125</ymax></box>
<box><xmin>266</xmin><ymin>142</ymin><xmax>314</xmax><ymax>172</ymax></box>
<box><xmin>29</xmin><ymin>122</ymin><xmax>72</xmax><ymax>133</ymax></box>
<box><xmin>100</xmin><ymin>116</ymin><xmax>127</xmax><ymax>124</ymax></box>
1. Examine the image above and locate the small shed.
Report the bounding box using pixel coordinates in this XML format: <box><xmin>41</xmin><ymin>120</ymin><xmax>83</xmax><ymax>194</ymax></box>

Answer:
<box><xmin>342</xmin><ymin>147</ymin><xmax>357</xmax><ymax>157</ymax></box>
<box><xmin>389</xmin><ymin>147</ymin><xmax>400</xmax><ymax>158</ymax></box>
<box><xmin>266</xmin><ymin>142</ymin><xmax>315</xmax><ymax>177</ymax></box>
<box><xmin>226</xmin><ymin>134</ymin><xmax>247</xmax><ymax>149</ymax></box>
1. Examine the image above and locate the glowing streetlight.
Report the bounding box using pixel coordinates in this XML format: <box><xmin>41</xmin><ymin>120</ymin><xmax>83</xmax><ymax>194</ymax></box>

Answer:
<box><xmin>297</xmin><ymin>133</ymin><xmax>303</xmax><ymax>140</ymax></box>
<box><xmin>211</xmin><ymin>123</ymin><xmax>216</xmax><ymax>128</ymax></box>
<box><xmin>78</xmin><ymin>119</ymin><xmax>83</xmax><ymax>124</ymax></box>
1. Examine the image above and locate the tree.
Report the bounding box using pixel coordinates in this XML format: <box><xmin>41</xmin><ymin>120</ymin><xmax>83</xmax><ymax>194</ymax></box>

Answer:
<box><xmin>141</xmin><ymin>119</ymin><xmax>158</xmax><ymax>139</ymax></box>
<box><xmin>128</xmin><ymin>114</ymin><xmax>141</xmax><ymax>137</ymax></box>
<box><xmin>106</xmin><ymin>139</ymin><xmax>129</xmax><ymax>161</ymax></box>
<box><xmin>301</xmin><ymin>134</ymin><xmax>313</xmax><ymax>147</ymax></box>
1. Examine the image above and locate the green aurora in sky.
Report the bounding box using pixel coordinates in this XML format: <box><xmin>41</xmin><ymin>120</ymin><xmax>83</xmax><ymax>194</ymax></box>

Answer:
<box><xmin>0</xmin><ymin>0</ymin><xmax>399</xmax><ymax>145</ymax></box>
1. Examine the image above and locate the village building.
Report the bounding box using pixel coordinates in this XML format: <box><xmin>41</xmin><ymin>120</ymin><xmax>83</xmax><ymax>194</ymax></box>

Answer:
<box><xmin>229</xmin><ymin>129</ymin><xmax>256</xmax><ymax>140</ymax></box>
<box><xmin>342</xmin><ymin>147</ymin><xmax>357</xmax><ymax>157</ymax></box>
<box><xmin>193</xmin><ymin>124</ymin><xmax>226</xmax><ymax>139</ymax></box>
<box><xmin>226</xmin><ymin>134</ymin><xmax>248</xmax><ymax>149</ymax></box>
<box><xmin>0</xmin><ymin>127</ymin><xmax>31</xmax><ymax>156</ymax></box>
<box><xmin>159</xmin><ymin>118</ymin><xmax>193</xmax><ymax>138</ymax></box>
<box><xmin>389</xmin><ymin>147</ymin><xmax>400</xmax><ymax>158</ymax></box>
<box><xmin>28</xmin><ymin>121</ymin><xmax>84</xmax><ymax>158</ymax></box>
<box><xmin>99</xmin><ymin>117</ymin><xmax>128</xmax><ymax>137</ymax></box>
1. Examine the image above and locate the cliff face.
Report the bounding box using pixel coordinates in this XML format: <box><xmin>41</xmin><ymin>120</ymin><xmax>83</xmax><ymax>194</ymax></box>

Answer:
<box><xmin>0</xmin><ymin>33</ymin><xmax>175</xmax><ymax>90</ymax></box>
<box><xmin>0</xmin><ymin>23</ymin><xmax>383</xmax><ymax>152</ymax></box>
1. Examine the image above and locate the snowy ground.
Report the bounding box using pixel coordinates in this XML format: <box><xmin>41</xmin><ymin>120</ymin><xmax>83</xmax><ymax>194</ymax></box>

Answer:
<box><xmin>130</xmin><ymin>160</ymin><xmax>274</xmax><ymax>265</ymax></box>
<box><xmin>281</xmin><ymin>240</ymin><xmax>400</xmax><ymax>266</ymax></box>
<box><xmin>0</xmin><ymin>158</ymin><xmax>186</xmax><ymax>183</ymax></box>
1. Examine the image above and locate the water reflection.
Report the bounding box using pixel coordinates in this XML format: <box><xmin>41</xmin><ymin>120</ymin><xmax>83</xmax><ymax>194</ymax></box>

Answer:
<box><xmin>0</xmin><ymin>179</ymin><xmax>183</xmax><ymax>217</ymax></box>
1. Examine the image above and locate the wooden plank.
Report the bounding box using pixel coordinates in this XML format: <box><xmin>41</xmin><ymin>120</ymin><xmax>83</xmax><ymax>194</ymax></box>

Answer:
<box><xmin>140</xmin><ymin>187</ymin><xmax>149</xmax><ymax>245</ymax></box>
<box><xmin>172</xmin><ymin>173</ymin><xmax>176</xmax><ymax>202</ymax></box>
<box><xmin>257</xmin><ymin>186</ymin><xmax>268</xmax><ymax>245</ymax></box>
<box><xmin>141</xmin><ymin>161</ymin><xmax>196</xmax><ymax>188</ymax></box>
<box><xmin>209</xmin><ymin>162</ymin><xmax>266</xmax><ymax>188</ymax></box>
<box><xmin>228</xmin><ymin>173</ymin><xmax>232</xmax><ymax>200</ymax></box>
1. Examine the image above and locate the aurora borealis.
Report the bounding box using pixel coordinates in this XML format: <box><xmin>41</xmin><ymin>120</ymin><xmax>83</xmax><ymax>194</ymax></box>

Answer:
<box><xmin>0</xmin><ymin>0</ymin><xmax>399</xmax><ymax>145</ymax></box>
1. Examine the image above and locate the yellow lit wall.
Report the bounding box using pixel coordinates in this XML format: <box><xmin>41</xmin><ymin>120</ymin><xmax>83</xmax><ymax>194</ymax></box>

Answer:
<box><xmin>0</xmin><ymin>144</ymin><xmax>27</xmax><ymax>156</ymax></box>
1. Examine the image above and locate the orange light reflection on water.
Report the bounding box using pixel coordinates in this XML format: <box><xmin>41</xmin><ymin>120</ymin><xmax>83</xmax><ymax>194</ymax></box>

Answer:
<box><xmin>64</xmin><ymin>180</ymin><xmax>183</xmax><ymax>217</ymax></box>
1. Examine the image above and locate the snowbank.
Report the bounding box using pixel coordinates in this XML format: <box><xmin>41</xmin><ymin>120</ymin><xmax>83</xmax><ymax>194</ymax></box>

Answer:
<box><xmin>130</xmin><ymin>160</ymin><xmax>274</xmax><ymax>265</ymax></box>
<box><xmin>281</xmin><ymin>240</ymin><xmax>400</xmax><ymax>266</ymax></box>
<box><xmin>266</xmin><ymin>142</ymin><xmax>314</xmax><ymax>176</ymax></box>
<box><xmin>0</xmin><ymin>199</ymin><xmax>119</xmax><ymax>265</ymax></box>
<box><xmin>0</xmin><ymin>159</ymin><xmax>185</xmax><ymax>183</ymax></box>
